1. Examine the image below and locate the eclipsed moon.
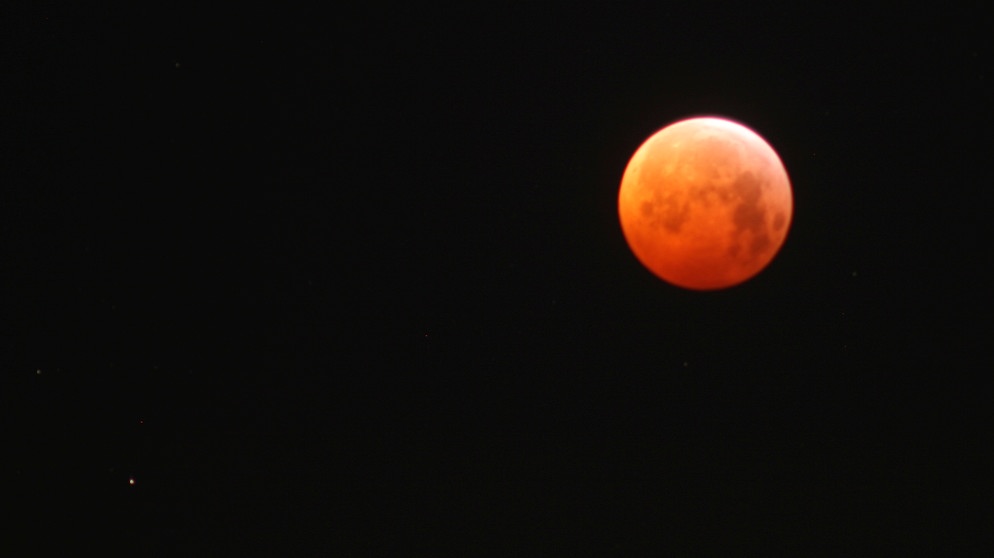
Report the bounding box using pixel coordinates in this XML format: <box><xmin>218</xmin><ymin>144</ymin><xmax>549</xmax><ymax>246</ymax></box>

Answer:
<box><xmin>618</xmin><ymin>117</ymin><xmax>793</xmax><ymax>290</ymax></box>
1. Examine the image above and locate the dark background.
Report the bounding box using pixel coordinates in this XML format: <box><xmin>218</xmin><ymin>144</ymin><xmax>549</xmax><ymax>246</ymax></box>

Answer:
<box><xmin>4</xmin><ymin>4</ymin><xmax>991</xmax><ymax>554</ymax></box>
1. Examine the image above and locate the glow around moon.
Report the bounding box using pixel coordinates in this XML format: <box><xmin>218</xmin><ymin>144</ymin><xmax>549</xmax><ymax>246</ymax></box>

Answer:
<box><xmin>618</xmin><ymin>117</ymin><xmax>793</xmax><ymax>290</ymax></box>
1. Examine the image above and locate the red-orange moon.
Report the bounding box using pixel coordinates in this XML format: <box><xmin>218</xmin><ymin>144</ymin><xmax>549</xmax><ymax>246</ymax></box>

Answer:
<box><xmin>618</xmin><ymin>117</ymin><xmax>793</xmax><ymax>290</ymax></box>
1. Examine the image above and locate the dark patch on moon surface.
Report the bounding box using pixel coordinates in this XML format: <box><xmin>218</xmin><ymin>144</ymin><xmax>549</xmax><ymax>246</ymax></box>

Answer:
<box><xmin>642</xmin><ymin>197</ymin><xmax>689</xmax><ymax>234</ymax></box>
<box><xmin>731</xmin><ymin>172</ymin><xmax>766</xmax><ymax>235</ymax></box>
<box><xmin>772</xmin><ymin>211</ymin><xmax>787</xmax><ymax>231</ymax></box>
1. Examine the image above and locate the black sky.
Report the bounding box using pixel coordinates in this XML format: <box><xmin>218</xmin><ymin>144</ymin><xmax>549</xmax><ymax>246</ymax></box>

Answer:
<box><xmin>4</xmin><ymin>4</ymin><xmax>992</xmax><ymax>554</ymax></box>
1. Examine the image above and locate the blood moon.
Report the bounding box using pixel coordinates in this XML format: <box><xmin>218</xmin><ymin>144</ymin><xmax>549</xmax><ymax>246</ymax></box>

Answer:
<box><xmin>618</xmin><ymin>117</ymin><xmax>793</xmax><ymax>290</ymax></box>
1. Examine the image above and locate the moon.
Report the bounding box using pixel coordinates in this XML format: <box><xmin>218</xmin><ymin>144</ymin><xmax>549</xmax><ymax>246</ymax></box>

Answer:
<box><xmin>618</xmin><ymin>117</ymin><xmax>793</xmax><ymax>290</ymax></box>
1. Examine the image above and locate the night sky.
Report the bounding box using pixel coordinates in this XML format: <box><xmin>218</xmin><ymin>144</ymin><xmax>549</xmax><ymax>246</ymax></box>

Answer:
<box><xmin>5</xmin><ymin>4</ymin><xmax>991</xmax><ymax>554</ymax></box>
